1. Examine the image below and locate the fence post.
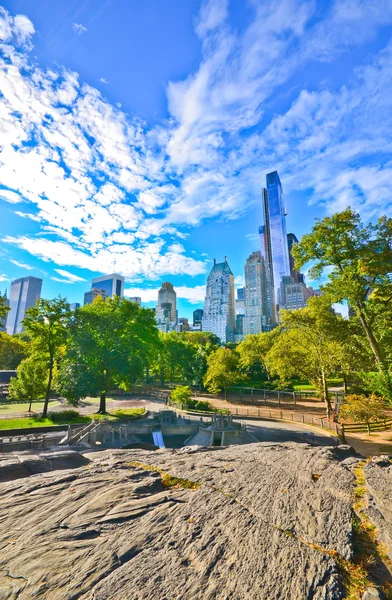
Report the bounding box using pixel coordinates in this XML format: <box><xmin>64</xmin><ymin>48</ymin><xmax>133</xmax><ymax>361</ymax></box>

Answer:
<box><xmin>291</xmin><ymin>413</ymin><xmax>294</xmax><ymax>421</ymax></box>
<box><xmin>280</xmin><ymin>410</ymin><xmax>282</xmax><ymax>419</ymax></box>
<box><xmin>293</xmin><ymin>392</ymin><xmax>296</xmax><ymax>410</ymax></box>
<box><xmin>367</xmin><ymin>423</ymin><xmax>371</xmax><ymax>435</ymax></box>
<box><xmin>258</xmin><ymin>407</ymin><xmax>260</xmax><ymax>417</ymax></box>
<box><xmin>251</xmin><ymin>388</ymin><xmax>254</xmax><ymax>404</ymax></box>
<box><xmin>320</xmin><ymin>418</ymin><xmax>324</xmax><ymax>429</ymax></box>
<box><xmin>269</xmin><ymin>410</ymin><xmax>272</xmax><ymax>419</ymax></box>
<box><xmin>301</xmin><ymin>414</ymin><xmax>305</xmax><ymax>424</ymax></box>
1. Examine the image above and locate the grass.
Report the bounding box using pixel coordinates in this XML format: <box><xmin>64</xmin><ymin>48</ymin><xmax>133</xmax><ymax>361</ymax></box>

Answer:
<box><xmin>0</xmin><ymin>400</ymin><xmax>60</xmax><ymax>414</ymax></box>
<box><xmin>0</xmin><ymin>408</ymin><xmax>145</xmax><ymax>430</ymax></box>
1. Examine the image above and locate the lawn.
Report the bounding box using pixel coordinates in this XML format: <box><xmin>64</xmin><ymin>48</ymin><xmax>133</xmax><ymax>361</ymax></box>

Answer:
<box><xmin>0</xmin><ymin>400</ymin><xmax>60</xmax><ymax>414</ymax></box>
<box><xmin>0</xmin><ymin>408</ymin><xmax>146</xmax><ymax>430</ymax></box>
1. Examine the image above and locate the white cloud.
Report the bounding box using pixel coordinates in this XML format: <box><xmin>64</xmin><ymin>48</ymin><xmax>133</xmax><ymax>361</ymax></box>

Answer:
<box><xmin>0</xmin><ymin>189</ymin><xmax>22</xmax><ymax>204</ymax></box>
<box><xmin>10</xmin><ymin>259</ymin><xmax>34</xmax><ymax>270</ymax></box>
<box><xmin>73</xmin><ymin>23</ymin><xmax>87</xmax><ymax>35</ymax></box>
<box><xmin>54</xmin><ymin>269</ymin><xmax>86</xmax><ymax>282</ymax></box>
<box><xmin>0</xmin><ymin>7</ymin><xmax>35</xmax><ymax>48</ymax></box>
<box><xmin>51</xmin><ymin>277</ymin><xmax>75</xmax><ymax>284</ymax></box>
<box><xmin>0</xmin><ymin>274</ymin><xmax>8</xmax><ymax>282</ymax></box>
<box><xmin>99</xmin><ymin>78</ymin><xmax>109</xmax><ymax>84</ymax></box>
<box><xmin>124</xmin><ymin>284</ymin><xmax>206</xmax><ymax>304</ymax></box>
<box><xmin>234</xmin><ymin>275</ymin><xmax>245</xmax><ymax>287</ymax></box>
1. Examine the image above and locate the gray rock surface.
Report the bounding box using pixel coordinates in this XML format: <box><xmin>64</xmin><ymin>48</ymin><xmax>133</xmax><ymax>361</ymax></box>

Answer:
<box><xmin>364</xmin><ymin>456</ymin><xmax>392</xmax><ymax>560</ymax></box>
<box><xmin>0</xmin><ymin>442</ymin><xmax>357</xmax><ymax>599</ymax></box>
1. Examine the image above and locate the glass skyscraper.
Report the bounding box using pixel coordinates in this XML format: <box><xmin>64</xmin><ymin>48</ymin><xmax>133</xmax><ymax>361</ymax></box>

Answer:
<box><xmin>259</xmin><ymin>171</ymin><xmax>291</xmax><ymax>303</ymax></box>
<box><xmin>91</xmin><ymin>273</ymin><xmax>124</xmax><ymax>298</ymax></box>
<box><xmin>6</xmin><ymin>276</ymin><xmax>42</xmax><ymax>335</ymax></box>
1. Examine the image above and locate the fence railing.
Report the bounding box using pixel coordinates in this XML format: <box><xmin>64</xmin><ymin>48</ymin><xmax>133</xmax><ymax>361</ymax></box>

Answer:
<box><xmin>340</xmin><ymin>419</ymin><xmax>392</xmax><ymax>436</ymax></box>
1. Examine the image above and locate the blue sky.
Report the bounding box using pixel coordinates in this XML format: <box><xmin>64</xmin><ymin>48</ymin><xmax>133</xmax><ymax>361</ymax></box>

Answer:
<box><xmin>1</xmin><ymin>0</ymin><xmax>392</xmax><ymax>319</ymax></box>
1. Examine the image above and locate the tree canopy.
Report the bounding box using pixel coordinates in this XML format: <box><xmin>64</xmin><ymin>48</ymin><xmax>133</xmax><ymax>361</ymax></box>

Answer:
<box><xmin>203</xmin><ymin>347</ymin><xmax>242</xmax><ymax>399</ymax></box>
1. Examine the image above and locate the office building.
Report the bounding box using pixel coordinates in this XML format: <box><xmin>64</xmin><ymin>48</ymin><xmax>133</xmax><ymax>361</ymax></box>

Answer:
<box><xmin>0</xmin><ymin>290</ymin><xmax>9</xmax><ymax>332</ymax></box>
<box><xmin>91</xmin><ymin>273</ymin><xmax>124</xmax><ymax>298</ymax></box>
<box><xmin>193</xmin><ymin>308</ymin><xmax>203</xmax><ymax>327</ymax></box>
<box><xmin>235</xmin><ymin>314</ymin><xmax>245</xmax><ymax>343</ymax></box>
<box><xmin>259</xmin><ymin>171</ymin><xmax>291</xmax><ymax>303</ymax></box>
<box><xmin>6</xmin><ymin>276</ymin><xmax>42</xmax><ymax>335</ymax></box>
<box><xmin>278</xmin><ymin>277</ymin><xmax>312</xmax><ymax>311</ymax></box>
<box><xmin>70</xmin><ymin>302</ymin><xmax>80</xmax><ymax>311</ymax></box>
<box><xmin>176</xmin><ymin>317</ymin><xmax>190</xmax><ymax>332</ymax></box>
<box><xmin>128</xmin><ymin>296</ymin><xmax>141</xmax><ymax>306</ymax></box>
<box><xmin>155</xmin><ymin>282</ymin><xmax>177</xmax><ymax>332</ymax></box>
<box><xmin>235</xmin><ymin>287</ymin><xmax>245</xmax><ymax>315</ymax></box>
<box><xmin>202</xmin><ymin>258</ymin><xmax>236</xmax><ymax>344</ymax></box>
<box><xmin>243</xmin><ymin>251</ymin><xmax>275</xmax><ymax>336</ymax></box>
<box><xmin>287</xmin><ymin>233</ymin><xmax>304</xmax><ymax>284</ymax></box>
<box><xmin>84</xmin><ymin>288</ymin><xmax>107</xmax><ymax>306</ymax></box>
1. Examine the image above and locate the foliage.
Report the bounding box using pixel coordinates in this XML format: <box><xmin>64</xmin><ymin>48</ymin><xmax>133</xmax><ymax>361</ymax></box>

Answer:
<box><xmin>292</xmin><ymin>208</ymin><xmax>392</xmax><ymax>379</ymax></box>
<box><xmin>203</xmin><ymin>347</ymin><xmax>242</xmax><ymax>399</ymax></box>
<box><xmin>23</xmin><ymin>297</ymin><xmax>72</xmax><ymax>417</ymax></box>
<box><xmin>361</xmin><ymin>370</ymin><xmax>392</xmax><ymax>405</ymax></box>
<box><xmin>0</xmin><ymin>332</ymin><xmax>29</xmax><ymax>369</ymax></box>
<box><xmin>0</xmin><ymin>295</ymin><xmax>9</xmax><ymax>322</ymax></box>
<box><xmin>339</xmin><ymin>394</ymin><xmax>387</xmax><ymax>424</ymax></box>
<box><xmin>266</xmin><ymin>296</ymin><xmax>345</xmax><ymax>415</ymax></box>
<box><xmin>7</xmin><ymin>355</ymin><xmax>47</xmax><ymax>411</ymax></box>
<box><xmin>237</xmin><ymin>330</ymin><xmax>278</xmax><ymax>380</ymax></box>
<box><xmin>170</xmin><ymin>385</ymin><xmax>192</xmax><ymax>404</ymax></box>
<box><xmin>60</xmin><ymin>296</ymin><xmax>159</xmax><ymax>414</ymax></box>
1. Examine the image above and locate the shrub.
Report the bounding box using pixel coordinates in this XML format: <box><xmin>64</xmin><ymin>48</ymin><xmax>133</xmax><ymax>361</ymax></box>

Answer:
<box><xmin>170</xmin><ymin>385</ymin><xmax>192</xmax><ymax>404</ymax></box>
<box><xmin>339</xmin><ymin>394</ymin><xmax>386</xmax><ymax>424</ymax></box>
<box><xmin>194</xmin><ymin>400</ymin><xmax>211</xmax><ymax>412</ymax></box>
<box><xmin>49</xmin><ymin>410</ymin><xmax>82</xmax><ymax>423</ymax></box>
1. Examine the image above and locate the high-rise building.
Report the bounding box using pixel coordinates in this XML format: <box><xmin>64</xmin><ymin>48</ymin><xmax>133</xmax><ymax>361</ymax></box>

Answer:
<box><xmin>91</xmin><ymin>273</ymin><xmax>124</xmax><ymax>298</ymax></box>
<box><xmin>128</xmin><ymin>296</ymin><xmax>141</xmax><ymax>306</ymax></box>
<box><xmin>259</xmin><ymin>171</ymin><xmax>291</xmax><ymax>304</ymax></box>
<box><xmin>243</xmin><ymin>251</ymin><xmax>275</xmax><ymax>336</ymax></box>
<box><xmin>0</xmin><ymin>290</ymin><xmax>9</xmax><ymax>332</ymax></box>
<box><xmin>6</xmin><ymin>276</ymin><xmax>42</xmax><ymax>335</ymax></box>
<box><xmin>70</xmin><ymin>302</ymin><xmax>80</xmax><ymax>311</ymax></box>
<box><xmin>278</xmin><ymin>277</ymin><xmax>312</xmax><ymax>311</ymax></box>
<box><xmin>193</xmin><ymin>309</ymin><xmax>203</xmax><ymax>327</ymax></box>
<box><xmin>176</xmin><ymin>317</ymin><xmax>190</xmax><ymax>332</ymax></box>
<box><xmin>235</xmin><ymin>287</ymin><xmax>245</xmax><ymax>315</ymax></box>
<box><xmin>84</xmin><ymin>288</ymin><xmax>107</xmax><ymax>306</ymax></box>
<box><xmin>202</xmin><ymin>258</ymin><xmax>235</xmax><ymax>344</ymax></box>
<box><xmin>156</xmin><ymin>282</ymin><xmax>177</xmax><ymax>332</ymax></box>
<box><xmin>287</xmin><ymin>233</ymin><xmax>304</xmax><ymax>284</ymax></box>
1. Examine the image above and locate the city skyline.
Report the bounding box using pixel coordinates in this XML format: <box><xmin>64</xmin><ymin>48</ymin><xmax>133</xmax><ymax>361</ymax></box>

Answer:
<box><xmin>1</xmin><ymin>1</ymin><xmax>390</xmax><ymax>320</ymax></box>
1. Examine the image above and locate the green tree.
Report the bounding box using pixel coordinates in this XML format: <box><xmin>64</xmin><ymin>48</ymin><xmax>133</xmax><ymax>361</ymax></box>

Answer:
<box><xmin>170</xmin><ymin>385</ymin><xmax>192</xmax><ymax>404</ymax></box>
<box><xmin>266</xmin><ymin>296</ymin><xmax>345</xmax><ymax>416</ymax></box>
<box><xmin>203</xmin><ymin>347</ymin><xmax>242</xmax><ymax>400</ymax></box>
<box><xmin>23</xmin><ymin>297</ymin><xmax>72</xmax><ymax>418</ymax></box>
<box><xmin>8</xmin><ymin>355</ymin><xmax>47</xmax><ymax>412</ymax></box>
<box><xmin>61</xmin><ymin>296</ymin><xmax>158</xmax><ymax>414</ymax></box>
<box><xmin>339</xmin><ymin>394</ymin><xmax>386</xmax><ymax>424</ymax></box>
<box><xmin>237</xmin><ymin>330</ymin><xmax>279</xmax><ymax>381</ymax></box>
<box><xmin>292</xmin><ymin>208</ymin><xmax>392</xmax><ymax>384</ymax></box>
<box><xmin>0</xmin><ymin>294</ymin><xmax>9</xmax><ymax>322</ymax></box>
<box><xmin>0</xmin><ymin>333</ymin><xmax>29</xmax><ymax>369</ymax></box>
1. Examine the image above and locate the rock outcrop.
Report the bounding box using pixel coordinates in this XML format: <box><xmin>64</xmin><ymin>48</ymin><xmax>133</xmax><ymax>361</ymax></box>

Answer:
<box><xmin>0</xmin><ymin>442</ymin><xmax>383</xmax><ymax>599</ymax></box>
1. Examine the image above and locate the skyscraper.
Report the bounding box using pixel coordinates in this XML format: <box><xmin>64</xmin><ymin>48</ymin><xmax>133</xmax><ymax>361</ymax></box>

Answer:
<box><xmin>287</xmin><ymin>233</ymin><xmax>304</xmax><ymax>284</ymax></box>
<box><xmin>6</xmin><ymin>276</ymin><xmax>42</xmax><ymax>335</ymax></box>
<box><xmin>243</xmin><ymin>251</ymin><xmax>275</xmax><ymax>335</ymax></box>
<box><xmin>193</xmin><ymin>308</ymin><xmax>203</xmax><ymax>327</ymax></box>
<box><xmin>202</xmin><ymin>258</ymin><xmax>235</xmax><ymax>344</ymax></box>
<box><xmin>259</xmin><ymin>171</ymin><xmax>291</xmax><ymax>304</ymax></box>
<box><xmin>91</xmin><ymin>273</ymin><xmax>124</xmax><ymax>298</ymax></box>
<box><xmin>84</xmin><ymin>288</ymin><xmax>107</xmax><ymax>306</ymax></box>
<box><xmin>156</xmin><ymin>282</ymin><xmax>177</xmax><ymax>332</ymax></box>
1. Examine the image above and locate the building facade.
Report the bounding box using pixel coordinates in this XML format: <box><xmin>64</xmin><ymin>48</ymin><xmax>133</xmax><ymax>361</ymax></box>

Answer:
<box><xmin>84</xmin><ymin>288</ymin><xmax>107</xmax><ymax>306</ymax></box>
<box><xmin>243</xmin><ymin>251</ymin><xmax>275</xmax><ymax>336</ymax></box>
<box><xmin>287</xmin><ymin>233</ymin><xmax>304</xmax><ymax>284</ymax></box>
<box><xmin>6</xmin><ymin>277</ymin><xmax>42</xmax><ymax>335</ymax></box>
<box><xmin>202</xmin><ymin>258</ymin><xmax>236</xmax><ymax>344</ymax></box>
<box><xmin>156</xmin><ymin>282</ymin><xmax>177</xmax><ymax>332</ymax></box>
<box><xmin>278</xmin><ymin>277</ymin><xmax>313</xmax><ymax>311</ymax></box>
<box><xmin>193</xmin><ymin>308</ymin><xmax>203</xmax><ymax>327</ymax></box>
<box><xmin>91</xmin><ymin>273</ymin><xmax>124</xmax><ymax>298</ymax></box>
<box><xmin>128</xmin><ymin>296</ymin><xmax>141</xmax><ymax>306</ymax></box>
<box><xmin>70</xmin><ymin>302</ymin><xmax>80</xmax><ymax>311</ymax></box>
<box><xmin>259</xmin><ymin>171</ymin><xmax>291</xmax><ymax>304</ymax></box>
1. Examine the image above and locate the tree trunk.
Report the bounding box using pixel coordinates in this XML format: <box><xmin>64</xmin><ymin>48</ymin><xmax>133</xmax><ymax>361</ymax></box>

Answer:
<box><xmin>145</xmin><ymin>365</ymin><xmax>149</xmax><ymax>384</ymax></box>
<box><xmin>42</xmin><ymin>359</ymin><xmax>53</xmax><ymax>418</ymax></box>
<box><xmin>28</xmin><ymin>399</ymin><xmax>32</xmax><ymax>413</ymax></box>
<box><xmin>357</xmin><ymin>306</ymin><xmax>385</xmax><ymax>368</ymax></box>
<box><xmin>321</xmin><ymin>371</ymin><xmax>333</xmax><ymax>417</ymax></box>
<box><xmin>98</xmin><ymin>391</ymin><xmax>107</xmax><ymax>414</ymax></box>
<box><xmin>160</xmin><ymin>366</ymin><xmax>165</xmax><ymax>387</ymax></box>
<box><xmin>342</xmin><ymin>373</ymin><xmax>348</xmax><ymax>394</ymax></box>
<box><xmin>224</xmin><ymin>387</ymin><xmax>227</xmax><ymax>401</ymax></box>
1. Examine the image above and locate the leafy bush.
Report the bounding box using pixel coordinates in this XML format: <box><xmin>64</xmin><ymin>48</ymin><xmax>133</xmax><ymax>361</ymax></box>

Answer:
<box><xmin>49</xmin><ymin>410</ymin><xmax>83</xmax><ymax>423</ymax></box>
<box><xmin>339</xmin><ymin>394</ymin><xmax>386</xmax><ymax>424</ymax></box>
<box><xmin>194</xmin><ymin>400</ymin><xmax>211</xmax><ymax>411</ymax></box>
<box><xmin>170</xmin><ymin>385</ymin><xmax>192</xmax><ymax>404</ymax></box>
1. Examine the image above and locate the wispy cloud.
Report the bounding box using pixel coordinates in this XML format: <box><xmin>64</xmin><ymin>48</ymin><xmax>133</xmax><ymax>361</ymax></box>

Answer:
<box><xmin>72</xmin><ymin>23</ymin><xmax>87</xmax><ymax>35</ymax></box>
<box><xmin>54</xmin><ymin>269</ymin><xmax>86</xmax><ymax>282</ymax></box>
<box><xmin>124</xmin><ymin>284</ymin><xmax>206</xmax><ymax>304</ymax></box>
<box><xmin>0</xmin><ymin>2</ymin><xmax>391</xmax><ymax>284</ymax></box>
<box><xmin>0</xmin><ymin>274</ymin><xmax>8</xmax><ymax>282</ymax></box>
<box><xmin>99</xmin><ymin>77</ymin><xmax>109</xmax><ymax>84</ymax></box>
<box><xmin>10</xmin><ymin>259</ymin><xmax>34</xmax><ymax>270</ymax></box>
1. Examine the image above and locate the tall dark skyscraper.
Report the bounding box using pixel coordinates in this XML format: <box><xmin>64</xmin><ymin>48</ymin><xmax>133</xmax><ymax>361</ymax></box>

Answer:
<box><xmin>287</xmin><ymin>233</ymin><xmax>304</xmax><ymax>284</ymax></box>
<box><xmin>6</xmin><ymin>276</ymin><xmax>42</xmax><ymax>334</ymax></box>
<box><xmin>259</xmin><ymin>171</ymin><xmax>291</xmax><ymax>302</ymax></box>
